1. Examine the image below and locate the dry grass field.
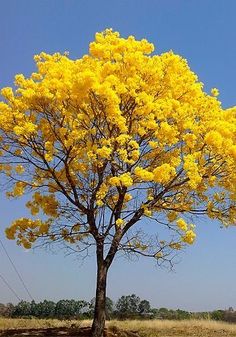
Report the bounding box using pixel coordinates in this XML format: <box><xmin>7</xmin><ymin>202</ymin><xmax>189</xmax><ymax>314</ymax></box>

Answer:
<box><xmin>0</xmin><ymin>317</ymin><xmax>74</xmax><ymax>329</ymax></box>
<box><xmin>1</xmin><ymin>318</ymin><xmax>236</xmax><ymax>336</ymax></box>
<box><xmin>107</xmin><ymin>319</ymin><xmax>236</xmax><ymax>336</ymax></box>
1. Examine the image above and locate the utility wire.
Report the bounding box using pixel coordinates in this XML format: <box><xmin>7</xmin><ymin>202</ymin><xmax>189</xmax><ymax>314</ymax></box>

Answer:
<box><xmin>0</xmin><ymin>272</ymin><xmax>21</xmax><ymax>301</ymax></box>
<box><xmin>0</xmin><ymin>238</ymin><xmax>34</xmax><ymax>301</ymax></box>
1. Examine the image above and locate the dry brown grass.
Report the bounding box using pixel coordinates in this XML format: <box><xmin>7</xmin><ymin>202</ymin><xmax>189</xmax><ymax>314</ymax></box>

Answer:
<box><xmin>1</xmin><ymin>318</ymin><xmax>236</xmax><ymax>336</ymax></box>
<box><xmin>0</xmin><ymin>318</ymin><xmax>88</xmax><ymax>329</ymax></box>
<box><xmin>107</xmin><ymin>319</ymin><xmax>236</xmax><ymax>336</ymax></box>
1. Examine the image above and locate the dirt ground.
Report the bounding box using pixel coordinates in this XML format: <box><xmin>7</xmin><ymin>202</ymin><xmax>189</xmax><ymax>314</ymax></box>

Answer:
<box><xmin>0</xmin><ymin>326</ymin><xmax>139</xmax><ymax>337</ymax></box>
<box><xmin>1</xmin><ymin>326</ymin><xmax>236</xmax><ymax>337</ymax></box>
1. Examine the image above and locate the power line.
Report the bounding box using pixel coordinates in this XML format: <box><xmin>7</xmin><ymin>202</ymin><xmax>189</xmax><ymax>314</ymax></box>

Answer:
<box><xmin>0</xmin><ymin>272</ymin><xmax>21</xmax><ymax>301</ymax></box>
<box><xmin>0</xmin><ymin>238</ymin><xmax>34</xmax><ymax>301</ymax></box>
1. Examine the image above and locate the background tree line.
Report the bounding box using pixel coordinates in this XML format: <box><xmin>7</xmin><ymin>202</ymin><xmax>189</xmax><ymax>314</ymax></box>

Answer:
<box><xmin>0</xmin><ymin>294</ymin><xmax>234</xmax><ymax>322</ymax></box>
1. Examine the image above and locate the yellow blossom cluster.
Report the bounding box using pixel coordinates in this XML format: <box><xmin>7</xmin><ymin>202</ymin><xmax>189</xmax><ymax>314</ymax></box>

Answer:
<box><xmin>5</xmin><ymin>218</ymin><xmax>50</xmax><ymax>249</ymax></box>
<box><xmin>96</xmin><ymin>183</ymin><xmax>109</xmax><ymax>206</ymax></box>
<box><xmin>12</xmin><ymin>182</ymin><xmax>26</xmax><ymax>197</ymax></box>
<box><xmin>0</xmin><ymin>29</ymin><xmax>235</xmax><ymax>251</ymax></box>
<box><xmin>182</xmin><ymin>230</ymin><xmax>196</xmax><ymax>244</ymax></box>
<box><xmin>115</xmin><ymin>218</ymin><xmax>124</xmax><ymax>227</ymax></box>
<box><xmin>153</xmin><ymin>164</ymin><xmax>176</xmax><ymax>184</ymax></box>
<box><xmin>167</xmin><ymin>211</ymin><xmax>178</xmax><ymax>222</ymax></box>
<box><xmin>134</xmin><ymin>167</ymin><xmax>154</xmax><ymax>181</ymax></box>
<box><xmin>176</xmin><ymin>218</ymin><xmax>196</xmax><ymax>245</ymax></box>
<box><xmin>26</xmin><ymin>192</ymin><xmax>59</xmax><ymax>217</ymax></box>
<box><xmin>109</xmin><ymin>173</ymin><xmax>133</xmax><ymax>188</ymax></box>
<box><xmin>183</xmin><ymin>154</ymin><xmax>202</xmax><ymax>189</ymax></box>
<box><xmin>15</xmin><ymin>165</ymin><xmax>25</xmax><ymax>174</ymax></box>
<box><xmin>176</xmin><ymin>218</ymin><xmax>188</xmax><ymax>231</ymax></box>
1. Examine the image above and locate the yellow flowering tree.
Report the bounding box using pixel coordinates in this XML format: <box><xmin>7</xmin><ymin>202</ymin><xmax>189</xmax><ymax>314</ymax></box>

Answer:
<box><xmin>0</xmin><ymin>29</ymin><xmax>236</xmax><ymax>337</ymax></box>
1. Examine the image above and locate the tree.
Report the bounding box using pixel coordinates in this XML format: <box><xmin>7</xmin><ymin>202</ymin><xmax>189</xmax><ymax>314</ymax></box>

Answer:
<box><xmin>12</xmin><ymin>301</ymin><xmax>31</xmax><ymax>317</ymax></box>
<box><xmin>54</xmin><ymin>299</ymin><xmax>87</xmax><ymax>319</ymax></box>
<box><xmin>105</xmin><ymin>297</ymin><xmax>114</xmax><ymax>319</ymax></box>
<box><xmin>116</xmin><ymin>294</ymin><xmax>151</xmax><ymax>317</ymax></box>
<box><xmin>0</xmin><ymin>29</ymin><xmax>235</xmax><ymax>337</ymax></box>
<box><xmin>175</xmin><ymin>309</ymin><xmax>191</xmax><ymax>320</ymax></box>
<box><xmin>211</xmin><ymin>310</ymin><xmax>225</xmax><ymax>321</ymax></box>
<box><xmin>138</xmin><ymin>299</ymin><xmax>151</xmax><ymax>314</ymax></box>
<box><xmin>36</xmin><ymin>300</ymin><xmax>56</xmax><ymax>318</ymax></box>
<box><xmin>116</xmin><ymin>294</ymin><xmax>140</xmax><ymax>316</ymax></box>
<box><xmin>30</xmin><ymin>300</ymin><xmax>39</xmax><ymax>317</ymax></box>
<box><xmin>157</xmin><ymin>307</ymin><xmax>170</xmax><ymax>319</ymax></box>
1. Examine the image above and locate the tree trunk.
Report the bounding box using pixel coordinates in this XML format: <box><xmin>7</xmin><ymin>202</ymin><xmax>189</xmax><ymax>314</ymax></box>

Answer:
<box><xmin>91</xmin><ymin>256</ymin><xmax>108</xmax><ymax>337</ymax></box>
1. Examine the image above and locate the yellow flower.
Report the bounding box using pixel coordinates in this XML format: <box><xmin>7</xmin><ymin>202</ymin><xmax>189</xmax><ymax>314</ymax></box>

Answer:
<box><xmin>119</xmin><ymin>173</ymin><xmax>133</xmax><ymax>187</ymax></box>
<box><xmin>167</xmin><ymin>211</ymin><xmax>177</xmax><ymax>222</ymax></box>
<box><xmin>15</xmin><ymin>165</ymin><xmax>25</xmax><ymax>174</ymax></box>
<box><xmin>211</xmin><ymin>88</ymin><xmax>219</xmax><ymax>97</ymax></box>
<box><xmin>96</xmin><ymin>200</ymin><xmax>104</xmax><ymax>207</ymax></box>
<box><xmin>183</xmin><ymin>133</ymin><xmax>197</xmax><ymax>149</ymax></box>
<box><xmin>97</xmin><ymin>146</ymin><xmax>112</xmax><ymax>159</ymax></box>
<box><xmin>124</xmin><ymin>193</ymin><xmax>132</xmax><ymax>202</ymax></box>
<box><xmin>155</xmin><ymin>252</ymin><xmax>163</xmax><ymax>258</ymax></box>
<box><xmin>204</xmin><ymin>130</ymin><xmax>223</xmax><ymax>149</ymax></box>
<box><xmin>134</xmin><ymin>167</ymin><xmax>154</xmax><ymax>181</ymax></box>
<box><xmin>116</xmin><ymin>218</ymin><xmax>124</xmax><ymax>226</ymax></box>
<box><xmin>153</xmin><ymin>164</ymin><xmax>175</xmax><ymax>184</ymax></box>
<box><xmin>109</xmin><ymin>176</ymin><xmax>120</xmax><ymax>186</ymax></box>
<box><xmin>176</xmin><ymin>218</ymin><xmax>188</xmax><ymax>231</ymax></box>
<box><xmin>13</xmin><ymin>182</ymin><xmax>25</xmax><ymax>196</ymax></box>
<box><xmin>144</xmin><ymin>209</ymin><xmax>152</xmax><ymax>217</ymax></box>
<box><xmin>109</xmin><ymin>173</ymin><xmax>133</xmax><ymax>188</ymax></box>
<box><xmin>182</xmin><ymin>230</ymin><xmax>196</xmax><ymax>244</ymax></box>
<box><xmin>229</xmin><ymin>145</ymin><xmax>236</xmax><ymax>161</ymax></box>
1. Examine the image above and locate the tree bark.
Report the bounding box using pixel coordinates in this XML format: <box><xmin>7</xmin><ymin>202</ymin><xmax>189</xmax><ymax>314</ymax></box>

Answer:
<box><xmin>91</xmin><ymin>250</ymin><xmax>108</xmax><ymax>337</ymax></box>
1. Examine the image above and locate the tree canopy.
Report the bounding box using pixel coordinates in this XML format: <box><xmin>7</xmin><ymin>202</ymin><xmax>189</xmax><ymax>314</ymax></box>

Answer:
<box><xmin>1</xmin><ymin>29</ymin><xmax>235</xmax><ymax>258</ymax></box>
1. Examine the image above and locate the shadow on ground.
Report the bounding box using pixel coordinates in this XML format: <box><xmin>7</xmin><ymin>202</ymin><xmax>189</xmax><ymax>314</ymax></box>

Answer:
<box><xmin>0</xmin><ymin>326</ymin><xmax>140</xmax><ymax>337</ymax></box>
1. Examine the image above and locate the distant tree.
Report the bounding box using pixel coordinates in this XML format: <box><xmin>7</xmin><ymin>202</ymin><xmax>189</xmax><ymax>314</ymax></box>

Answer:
<box><xmin>175</xmin><ymin>309</ymin><xmax>191</xmax><ymax>320</ymax></box>
<box><xmin>12</xmin><ymin>301</ymin><xmax>31</xmax><ymax>317</ymax></box>
<box><xmin>54</xmin><ymin>299</ymin><xmax>88</xmax><ymax>319</ymax></box>
<box><xmin>158</xmin><ymin>307</ymin><xmax>170</xmax><ymax>319</ymax></box>
<box><xmin>1</xmin><ymin>28</ymin><xmax>236</xmax><ymax>337</ymax></box>
<box><xmin>74</xmin><ymin>300</ymin><xmax>89</xmax><ymax>318</ymax></box>
<box><xmin>105</xmin><ymin>297</ymin><xmax>114</xmax><ymax>319</ymax></box>
<box><xmin>7</xmin><ymin>299</ymin><xmax>90</xmax><ymax>319</ymax></box>
<box><xmin>37</xmin><ymin>300</ymin><xmax>56</xmax><ymax>318</ymax></box>
<box><xmin>30</xmin><ymin>300</ymin><xmax>38</xmax><ymax>317</ymax></box>
<box><xmin>211</xmin><ymin>310</ymin><xmax>224</xmax><ymax>321</ymax></box>
<box><xmin>138</xmin><ymin>299</ymin><xmax>151</xmax><ymax>314</ymax></box>
<box><xmin>116</xmin><ymin>294</ymin><xmax>140</xmax><ymax>315</ymax></box>
<box><xmin>150</xmin><ymin>308</ymin><xmax>160</xmax><ymax>318</ymax></box>
<box><xmin>55</xmin><ymin>300</ymin><xmax>75</xmax><ymax>319</ymax></box>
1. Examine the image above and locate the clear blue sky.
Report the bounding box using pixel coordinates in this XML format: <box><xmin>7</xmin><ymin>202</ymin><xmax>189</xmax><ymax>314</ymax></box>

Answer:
<box><xmin>0</xmin><ymin>0</ymin><xmax>236</xmax><ymax>311</ymax></box>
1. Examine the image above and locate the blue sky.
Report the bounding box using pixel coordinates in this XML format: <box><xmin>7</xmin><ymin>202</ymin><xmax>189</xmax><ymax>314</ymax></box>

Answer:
<box><xmin>0</xmin><ymin>0</ymin><xmax>236</xmax><ymax>311</ymax></box>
